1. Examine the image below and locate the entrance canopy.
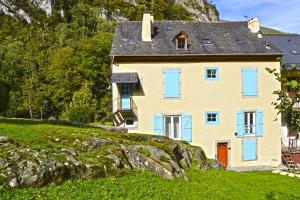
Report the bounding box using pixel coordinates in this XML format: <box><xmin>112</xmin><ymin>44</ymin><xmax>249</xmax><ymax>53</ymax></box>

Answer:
<box><xmin>111</xmin><ymin>73</ymin><xmax>139</xmax><ymax>83</ymax></box>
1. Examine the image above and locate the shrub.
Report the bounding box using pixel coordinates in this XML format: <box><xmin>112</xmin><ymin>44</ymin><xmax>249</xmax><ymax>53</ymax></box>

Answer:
<box><xmin>68</xmin><ymin>105</ymin><xmax>94</xmax><ymax>123</ymax></box>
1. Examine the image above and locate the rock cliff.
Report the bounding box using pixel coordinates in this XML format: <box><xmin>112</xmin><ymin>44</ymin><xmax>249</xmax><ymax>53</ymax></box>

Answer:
<box><xmin>0</xmin><ymin>0</ymin><xmax>219</xmax><ymax>22</ymax></box>
<box><xmin>0</xmin><ymin>127</ymin><xmax>222</xmax><ymax>188</ymax></box>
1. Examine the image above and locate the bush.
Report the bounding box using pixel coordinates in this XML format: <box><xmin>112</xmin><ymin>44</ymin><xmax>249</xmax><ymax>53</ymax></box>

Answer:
<box><xmin>68</xmin><ymin>105</ymin><xmax>94</xmax><ymax>123</ymax></box>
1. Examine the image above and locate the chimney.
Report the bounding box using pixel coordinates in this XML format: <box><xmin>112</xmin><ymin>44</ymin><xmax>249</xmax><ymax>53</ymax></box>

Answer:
<box><xmin>142</xmin><ymin>12</ymin><xmax>153</xmax><ymax>42</ymax></box>
<box><xmin>248</xmin><ymin>18</ymin><xmax>260</xmax><ymax>33</ymax></box>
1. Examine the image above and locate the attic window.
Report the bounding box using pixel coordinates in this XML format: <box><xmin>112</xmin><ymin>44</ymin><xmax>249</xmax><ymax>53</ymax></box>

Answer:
<box><xmin>167</xmin><ymin>26</ymin><xmax>173</xmax><ymax>31</ymax></box>
<box><xmin>291</xmin><ymin>50</ymin><xmax>299</xmax><ymax>55</ymax></box>
<box><xmin>235</xmin><ymin>39</ymin><xmax>244</xmax><ymax>45</ymax></box>
<box><xmin>178</xmin><ymin>39</ymin><xmax>185</xmax><ymax>49</ymax></box>
<box><xmin>202</xmin><ymin>38</ymin><xmax>213</xmax><ymax>45</ymax></box>
<box><xmin>175</xmin><ymin>31</ymin><xmax>188</xmax><ymax>50</ymax></box>
<box><xmin>128</xmin><ymin>37</ymin><xmax>136</xmax><ymax>45</ymax></box>
<box><xmin>264</xmin><ymin>42</ymin><xmax>271</xmax><ymax>50</ymax></box>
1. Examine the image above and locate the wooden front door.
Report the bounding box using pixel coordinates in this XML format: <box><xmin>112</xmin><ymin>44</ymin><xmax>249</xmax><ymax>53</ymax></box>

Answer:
<box><xmin>217</xmin><ymin>143</ymin><xmax>228</xmax><ymax>168</ymax></box>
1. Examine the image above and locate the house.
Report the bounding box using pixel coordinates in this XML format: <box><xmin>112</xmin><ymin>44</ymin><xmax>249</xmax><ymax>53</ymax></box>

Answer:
<box><xmin>265</xmin><ymin>34</ymin><xmax>300</xmax><ymax>166</ymax></box>
<box><xmin>110</xmin><ymin>12</ymin><xmax>283</xmax><ymax>170</ymax></box>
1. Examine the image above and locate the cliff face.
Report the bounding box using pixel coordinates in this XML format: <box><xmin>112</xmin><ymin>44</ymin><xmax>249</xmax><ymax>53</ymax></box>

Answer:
<box><xmin>176</xmin><ymin>0</ymin><xmax>219</xmax><ymax>21</ymax></box>
<box><xmin>0</xmin><ymin>0</ymin><xmax>219</xmax><ymax>22</ymax></box>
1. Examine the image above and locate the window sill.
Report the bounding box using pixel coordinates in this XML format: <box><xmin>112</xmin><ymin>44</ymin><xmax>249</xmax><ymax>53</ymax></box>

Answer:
<box><xmin>163</xmin><ymin>97</ymin><xmax>182</xmax><ymax>100</ymax></box>
<box><xmin>242</xmin><ymin>95</ymin><xmax>258</xmax><ymax>98</ymax></box>
<box><xmin>205</xmin><ymin>78</ymin><xmax>219</xmax><ymax>81</ymax></box>
<box><xmin>244</xmin><ymin>134</ymin><xmax>256</xmax><ymax>137</ymax></box>
<box><xmin>242</xmin><ymin>159</ymin><xmax>257</xmax><ymax>162</ymax></box>
<box><xmin>206</xmin><ymin>123</ymin><xmax>219</xmax><ymax>126</ymax></box>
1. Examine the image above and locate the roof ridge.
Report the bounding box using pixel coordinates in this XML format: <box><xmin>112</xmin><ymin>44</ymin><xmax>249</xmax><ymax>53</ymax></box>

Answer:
<box><xmin>116</xmin><ymin>20</ymin><xmax>247</xmax><ymax>24</ymax></box>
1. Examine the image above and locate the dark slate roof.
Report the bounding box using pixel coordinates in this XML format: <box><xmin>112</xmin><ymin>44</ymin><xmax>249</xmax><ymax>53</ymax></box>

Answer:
<box><xmin>112</xmin><ymin>21</ymin><xmax>282</xmax><ymax>57</ymax></box>
<box><xmin>265</xmin><ymin>35</ymin><xmax>300</xmax><ymax>70</ymax></box>
<box><xmin>111</xmin><ymin>73</ymin><xmax>139</xmax><ymax>83</ymax></box>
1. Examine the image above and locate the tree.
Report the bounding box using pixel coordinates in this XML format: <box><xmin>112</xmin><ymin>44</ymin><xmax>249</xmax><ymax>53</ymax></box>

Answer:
<box><xmin>61</xmin><ymin>82</ymin><xmax>97</xmax><ymax>123</ymax></box>
<box><xmin>0</xmin><ymin>79</ymin><xmax>9</xmax><ymax>114</ymax></box>
<box><xmin>266</xmin><ymin>64</ymin><xmax>300</xmax><ymax>135</ymax></box>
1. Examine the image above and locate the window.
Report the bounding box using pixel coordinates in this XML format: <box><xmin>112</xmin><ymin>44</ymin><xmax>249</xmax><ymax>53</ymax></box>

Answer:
<box><xmin>235</xmin><ymin>38</ymin><xmax>244</xmax><ymax>45</ymax></box>
<box><xmin>290</xmin><ymin>50</ymin><xmax>299</xmax><ymax>55</ymax></box>
<box><xmin>202</xmin><ymin>38</ymin><xmax>213</xmax><ymax>45</ymax></box>
<box><xmin>242</xmin><ymin>68</ymin><xmax>257</xmax><ymax>96</ymax></box>
<box><xmin>175</xmin><ymin>31</ymin><xmax>188</xmax><ymax>50</ymax></box>
<box><xmin>125</xmin><ymin>118</ymin><xmax>135</xmax><ymax>128</ymax></box>
<box><xmin>153</xmin><ymin>113</ymin><xmax>192</xmax><ymax>142</ymax></box>
<box><xmin>242</xmin><ymin>138</ymin><xmax>257</xmax><ymax>161</ymax></box>
<box><xmin>163</xmin><ymin>68</ymin><xmax>181</xmax><ymax>98</ymax></box>
<box><xmin>178</xmin><ymin>39</ymin><xmax>185</xmax><ymax>49</ymax></box>
<box><xmin>236</xmin><ymin>110</ymin><xmax>264</xmax><ymax>137</ymax></box>
<box><xmin>205</xmin><ymin>68</ymin><xmax>219</xmax><ymax>81</ymax></box>
<box><xmin>244</xmin><ymin>112</ymin><xmax>255</xmax><ymax>135</ymax></box>
<box><xmin>128</xmin><ymin>36</ymin><xmax>136</xmax><ymax>45</ymax></box>
<box><xmin>164</xmin><ymin>116</ymin><xmax>181</xmax><ymax>140</ymax></box>
<box><xmin>206</xmin><ymin>112</ymin><xmax>219</xmax><ymax>125</ymax></box>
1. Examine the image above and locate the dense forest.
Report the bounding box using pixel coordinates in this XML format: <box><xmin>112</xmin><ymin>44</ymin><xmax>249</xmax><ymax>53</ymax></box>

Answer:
<box><xmin>0</xmin><ymin>0</ymin><xmax>217</xmax><ymax>122</ymax></box>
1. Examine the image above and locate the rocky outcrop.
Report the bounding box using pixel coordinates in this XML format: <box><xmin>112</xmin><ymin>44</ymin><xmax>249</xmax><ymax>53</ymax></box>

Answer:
<box><xmin>0</xmin><ymin>0</ymin><xmax>219</xmax><ymax>23</ymax></box>
<box><xmin>176</xmin><ymin>0</ymin><xmax>219</xmax><ymax>21</ymax></box>
<box><xmin>0</xmin><ymin>135</ymin><xmax>222</xmax><ymax>188</ymax></box>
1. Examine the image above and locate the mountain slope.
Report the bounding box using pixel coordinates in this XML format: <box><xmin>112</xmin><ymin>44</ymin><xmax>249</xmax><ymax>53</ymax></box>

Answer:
<box><xmin>0</xmin><ymin>0</ymin><xmax>219</xmax><ymax>23</ymax></box>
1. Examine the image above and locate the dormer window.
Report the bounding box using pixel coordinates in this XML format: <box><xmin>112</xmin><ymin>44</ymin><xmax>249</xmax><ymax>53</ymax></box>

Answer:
<box><xmin>175</xmin><ymin>31</ymin><xmax>188</xmax><ymax>50</ymax></box>
<box><xmin>178</xmin><ymin>38</ymin><xmax>185</xmax><ymax>49</ymax></box>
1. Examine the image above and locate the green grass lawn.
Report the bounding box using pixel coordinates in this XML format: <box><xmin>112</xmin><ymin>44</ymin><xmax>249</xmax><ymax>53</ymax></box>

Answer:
<box><xmin>1</xmin><ymin>118</ymin><xmax>300</xmax><ymax>200</ymax></box>
<box><xmin>1</xmin><ymin>170</ymin><xmax>300</xmax><ymax>200</ymax></box>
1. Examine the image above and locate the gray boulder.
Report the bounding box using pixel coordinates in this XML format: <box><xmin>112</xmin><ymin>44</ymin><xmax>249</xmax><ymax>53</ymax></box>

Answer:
<box><xmin>0</xmin><ymin>136</ymin><xmax>11</xmax><ymax>143</ymax></box>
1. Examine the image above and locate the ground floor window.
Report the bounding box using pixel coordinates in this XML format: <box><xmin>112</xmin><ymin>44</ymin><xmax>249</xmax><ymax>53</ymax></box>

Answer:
<box><xmin>164</xmin><ymin>116</ymin><xmax>181</xmax><ymax>140</ymax></box>
<box><xmin>242</xmin><ymin>138</ymin><xmax>257</xmax><ymax>161</ymax></box>
<box><xmin>124</xmin><ymin>118</ymin><xmax>136</xmax><ymax>128</ymax></box>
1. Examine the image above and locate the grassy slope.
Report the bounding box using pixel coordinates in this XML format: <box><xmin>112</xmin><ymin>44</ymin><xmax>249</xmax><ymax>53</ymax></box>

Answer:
<box><xmin>261</xmin><ymin>27</ymin><xmax>289</xmax><ymax>35</ymax></box>
<box><xmin>0</xmin><ymin>119</ymin><xmax>300</xmax><ymax>199</ymax></box>
<box><xmin>1</xmin><ymin>170</ymin><xmax>300</xmax><ymax>200</ymax></box>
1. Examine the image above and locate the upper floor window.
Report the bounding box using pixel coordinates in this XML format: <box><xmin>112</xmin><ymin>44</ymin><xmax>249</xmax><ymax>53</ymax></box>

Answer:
<box><xmin>178</xmin><ymin>38</ymin><xmax>185</xmax><ymax>49</ymax></box>
<box><xmin>242</xmin><ymin>68</ymin><xmax>258</xmax><ymax>96</ymax></box>
<box><xmin>163</xmin><ymin>68</ymin><xmax>181</xmax><ymax>98</ymax></box>
<box><xmin>175</xmin><ymin>31</ymin><xmax>188</xmax><ymax>50</ymax></box>
<box><xmin>205</xmin><ymin>67</ymin><xmax>219</xmax><ymax>81</ymax></box>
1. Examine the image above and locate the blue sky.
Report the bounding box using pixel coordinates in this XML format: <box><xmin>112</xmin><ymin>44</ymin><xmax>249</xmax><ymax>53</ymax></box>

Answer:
<box><xmin>213</xmin><ymin>0</ymin><xmax>300</xmax><ymax>34</ymax></box>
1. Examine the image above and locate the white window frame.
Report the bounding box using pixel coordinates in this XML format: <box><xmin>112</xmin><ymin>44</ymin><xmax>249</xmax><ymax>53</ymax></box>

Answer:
<box><xmin>164</xmin><ymin>115</ymin><xmax>182</xmax><ymax>140</ymax></box>
<box><xmin>244</xmin><ymin>112</ymin><xmax>256</xmax><ymax>136</ymax></box>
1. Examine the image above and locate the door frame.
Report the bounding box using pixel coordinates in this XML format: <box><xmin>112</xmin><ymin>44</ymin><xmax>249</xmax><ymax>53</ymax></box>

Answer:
<box><xmin>215</xmin><ymin>140</ymin><xmax>231</xmax><ymax>168</ymax></box>
<box><xmin>163</xmin><ymin>115</ymin><xmax>182</xmax><ymax>140</ymax></box>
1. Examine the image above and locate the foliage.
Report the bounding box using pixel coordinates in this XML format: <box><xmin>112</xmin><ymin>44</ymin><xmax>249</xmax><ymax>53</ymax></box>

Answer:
<box><xmin>266</xmin><ymin>64</ymin><xmax>300</xmax><ymax>133</ymax></box>
<box><xmin>0</xmin><ymin>0</ymin><xmax>217</xmax><ymax>122</ymax></box>
<box><xmin>0</xmin><ymin>79</ymin><xmax>9</xmax><ymax>113</ymax></box>
<box><xmin>62</xmin><ymin>82</ymin><xmax>97</xmax><ymax>123</ymax></box>
<box><xmin>0</xmin><ymin>3</ymin><xmax>114</xmax><ymax>120</ymax></box>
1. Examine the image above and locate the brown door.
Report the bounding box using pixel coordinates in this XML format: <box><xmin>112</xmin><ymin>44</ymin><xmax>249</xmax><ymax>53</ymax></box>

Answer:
<box><xmin>217</xmin><ymin>143</ymin><xmax>228</xmax><ymax>168</ymax></box>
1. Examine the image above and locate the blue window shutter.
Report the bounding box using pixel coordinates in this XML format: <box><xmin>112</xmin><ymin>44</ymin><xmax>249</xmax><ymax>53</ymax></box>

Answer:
<box><xmin>163</xmin><ymin>68</ymin><xmax>180</xmax><ymax>98</ymax></box>
<box><xmin>182</xmin><ymin>113</ymin><xmax>192</xmax><ymax>142</ymax></box>
<box><xmin>216</xmin><ymin>69</ymin><xmax>220</xmax><ymax>80</ymax></box>
<box><xmin>236</xmin><ymin>111</ymin><xmax>244</xmax><ymax>137</ymax></box>
<box><xmin>243</xmin><ymin>139</ymin><xmax>257</xmax><ymax>161</ymax></box>
<box><xmin>153</xmin><ymin>114</ymin><xmax>163</xmax><ymax>136</ymax></box>
<box><xmin>256</xmin><ymin>110</ymin><xmax>264</xmax><ymax>137</ymax></box>
<box><xmin>242</xmin><ymin>68</ymin><xmax>257</xmax><ymax>96</ymax></box>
